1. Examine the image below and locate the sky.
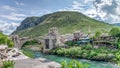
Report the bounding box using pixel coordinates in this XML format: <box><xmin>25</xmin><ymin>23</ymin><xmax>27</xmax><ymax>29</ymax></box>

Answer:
<box><xmin>0</xmin><ymin>0</ymin><xmax>120</xmax><ymax>35</ymax></box>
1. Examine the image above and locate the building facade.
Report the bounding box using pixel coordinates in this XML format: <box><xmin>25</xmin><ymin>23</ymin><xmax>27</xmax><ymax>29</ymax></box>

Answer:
<box><xmin>43</xmin><ymin>27</ymin><xmax>64</xmax><ymax>52</ymax></box>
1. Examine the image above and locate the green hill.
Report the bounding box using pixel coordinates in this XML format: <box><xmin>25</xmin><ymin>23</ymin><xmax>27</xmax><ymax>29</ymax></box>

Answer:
<box><xmin>12</xmin><ymin>11</ymin><xmax>115</xmax><ymax>37</ymax></box>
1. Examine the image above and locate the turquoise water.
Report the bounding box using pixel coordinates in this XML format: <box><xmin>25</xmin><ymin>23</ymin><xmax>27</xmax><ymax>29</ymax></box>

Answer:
<box><xmin>34</xmin><ymin>52</ymin><xmax>120</xmax><ymax>68</ymax></box>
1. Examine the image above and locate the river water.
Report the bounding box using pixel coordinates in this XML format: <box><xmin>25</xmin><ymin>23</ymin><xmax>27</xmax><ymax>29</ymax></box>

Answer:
<box><xmin>33</xmin><ymin>51</ymin><xmax>120</xmax><ymax>68</ymax></box>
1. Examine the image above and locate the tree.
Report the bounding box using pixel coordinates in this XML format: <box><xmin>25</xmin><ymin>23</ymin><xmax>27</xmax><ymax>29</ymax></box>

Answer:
<box><xmin>109</xmin><ymin>27</ymin><xmax>120</xmax><ymax>37</ymax></box>
<box><xmin>94</xmin><ymin>31</ymin><xmax>101</xmax><ymax>38</ymax></box>
<box><xmin>109</xmin><ymin>28</ymin><xmax>120</xmax><ymax>49</ymax></box>
<box><xmin>115</xmin><ymin>51</ymin><xmax>120</xmax><ymax>66</ymax></box>
<box><xmin>0</xmin><ymin>32</ymin><xmax>14</xmax><ymax>47</ymax></box>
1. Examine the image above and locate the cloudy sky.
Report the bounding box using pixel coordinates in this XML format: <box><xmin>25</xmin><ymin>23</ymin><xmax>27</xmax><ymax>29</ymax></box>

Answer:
<box><xmin>0</xmin><ymin>0</ymin><xmax>120</xmax><ymax>35</ymax></box>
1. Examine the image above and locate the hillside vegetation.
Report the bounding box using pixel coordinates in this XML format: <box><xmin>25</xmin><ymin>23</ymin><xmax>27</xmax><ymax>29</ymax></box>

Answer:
<box><xmin>0</xmin><ymin>32</ymin><xmax>14</xmax><ymax>47</ymax></box>
<box><xmin>12</xmin><ymin>11</ymin><xmax>116</xmax><ymax>37</ymax></box>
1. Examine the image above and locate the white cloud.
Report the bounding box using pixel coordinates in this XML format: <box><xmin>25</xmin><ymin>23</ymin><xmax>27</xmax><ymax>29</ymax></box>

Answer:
<box><xmin>110</xmin><ymin>14</ymin><xmax>120</xmax><ymax>23</ymax></box>
<box><xmin>98</xmin><ymin>11</ymin><xmax>107</xmax><ymax>20</ymax></box>
<box><xmin>15</xmin><ymin>1</ymin><xmax>25</xmax><ymax>6</ymax></box>
<box><xmin>84</xmin><ymin>0</ymin><xmax>93</xmax><ymax>3</ymax></box>
<box><xmin>85</xmin><ymin>9</ymin><xmax>97</xmax><ymax>17</ymax></box>
<box><xmin>59</xmin><ymin>0</ymin><xmax>120</xmax><ymax>23</ymax></box>
<box><xmin>11</xmin><ymin>12</ymin><xmax>26</xmax><ymax>17</ymax></box>
<box><xmin>3</xmin><ymin>22</ymin><xmax>20</xmax><ymax>35</ymax></box>
<box><xmin>0</xmin><ymin>20</ymin><xmax>7</xmax><ymax>24</ymax></box>
<box><xmin>116</xmin><ymin>7</ymin><xmax>120</xmax><ymax>15</ymax></box>
<box><xmin>2</xmin><ymin>5</ymin><xmax>16</xmax><ymax>11</ymax></box>
<box><xmin>0</xmin><ymin>20</ymin><xmax>7</xmax><ymax>30</ymax></box>
<box><xmin>59</xmin><ymin>2</ymin><xmax>83</xmax><ymax>12</ymax></box>
<box><xmin>72</xmin><ymin>1</ymin><xmax>84</xmax><ymax>10</ymax></box>
<box><xmin>0</xmin><ymin>12</ymin><xmax>26</xmax><ymax>21</ymax></box>
<box><xmin>0</xmin><ymin>20</ymin><xmax>20</xmax><ymax>35</ymax></box>
<box><xmin>93</xmin><ymin>0</ymin><xmax>120</xmax><ymax>23</ymax></box>
<box><xmin>31</xmin><ymin>10</ymin><xmax>52</xmax><ymax>16</ymax></box>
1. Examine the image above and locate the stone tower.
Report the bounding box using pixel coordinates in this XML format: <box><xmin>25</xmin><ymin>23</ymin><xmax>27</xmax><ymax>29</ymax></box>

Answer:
<box><xmin>44</xmin><ymin>27</ymin><xmax>63</xmax><ymax>52</ymax></box>
<box><xmin>10</xmin><ymin>35</ymin><xmax>21</xmax><ymax>49</ymax></box>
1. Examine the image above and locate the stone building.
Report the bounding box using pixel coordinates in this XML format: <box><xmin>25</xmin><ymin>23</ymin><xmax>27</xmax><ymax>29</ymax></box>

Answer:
<box><xmin>74</xmin><ymin>31</ymin><xmax>83</xmax><ymax>40</ymax></box>
<box><xmin>93</xmin><ymin>36</ymin><xmax>118</xmax><ymax>49</ymax></box>
<box><xmin>61</xmin><ymin>34</ymin><xmax>74</xmax><ymax>42</ymax></box>
<box><xmin>10</xmin><ymin>35</ymin><xmax>21</xmax><ymax>49</ymax></box>
<box><xmin>44</xmin><ymin>27</ymin><xmax>64</xmax><ymax>52</ymax></box>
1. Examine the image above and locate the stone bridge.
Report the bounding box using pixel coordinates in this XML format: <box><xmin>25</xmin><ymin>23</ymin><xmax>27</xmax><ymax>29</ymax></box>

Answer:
<box><xmin>10</xmin><ymin>35</ymin><xmax>44</xmax><ymax>49</ymax></box>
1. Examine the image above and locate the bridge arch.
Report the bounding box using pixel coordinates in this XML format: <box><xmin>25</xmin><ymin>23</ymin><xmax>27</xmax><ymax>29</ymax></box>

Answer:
<box><xmin>10</xmin><ymin>35</ymin><xmax>44</xmax><ymax>49</ymax></box>
<box><xmin>21</xmin><ymin>39</ymin><xmax>43</xmax><ymax>48</ymax></box>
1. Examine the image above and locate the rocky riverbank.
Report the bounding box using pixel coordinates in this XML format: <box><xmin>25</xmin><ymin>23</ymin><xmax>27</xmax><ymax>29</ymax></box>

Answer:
<box><xmin>0</xmin><ymin>45</ymin><xmax>28</xmax><ymax>61</ymax></box>
<box><xmin>14</xmin><ymin>58</ymin><xmax>61</xmax><ymax>68</ymax></box>
<box><xmin>0</xmin><ymin>45</ymin><xmax>60</xmax><ymax>68</ymax></box>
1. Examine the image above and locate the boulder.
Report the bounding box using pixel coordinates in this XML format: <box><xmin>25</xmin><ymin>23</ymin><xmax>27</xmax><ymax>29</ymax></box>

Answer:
<box><xmin>0</xmin><ymin>45</ymin><xmax>8</xmax><ymax>50</ymax></box>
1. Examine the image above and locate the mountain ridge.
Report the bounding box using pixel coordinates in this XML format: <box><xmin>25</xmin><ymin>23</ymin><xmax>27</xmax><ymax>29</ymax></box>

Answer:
<box><xmin>12</xmin><ymin>11</ymin><xmax>115</xmax><ymax>37</ymax></box>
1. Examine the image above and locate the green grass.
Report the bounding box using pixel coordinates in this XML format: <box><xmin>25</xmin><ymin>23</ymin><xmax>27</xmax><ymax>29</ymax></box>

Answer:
<box><xmin>22</xmin><ymin>48</ymin><xmax>34</xmax><ymax>58</ymax></box>
<box><xmin>2</xmin><ymin>60</ymin><xmax>15</xmax><ymax>68</ymax></box>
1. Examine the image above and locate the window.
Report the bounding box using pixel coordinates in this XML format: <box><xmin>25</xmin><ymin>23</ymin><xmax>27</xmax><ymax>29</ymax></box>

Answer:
<box><xmin>45</xmin><ymin>39</ymin><xmax>49</xmax><ymax>49</ymax></box>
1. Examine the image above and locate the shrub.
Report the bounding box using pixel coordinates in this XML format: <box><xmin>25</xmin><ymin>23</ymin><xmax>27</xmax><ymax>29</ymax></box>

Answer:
<box><xmin>88</xmin><ymin>50</ymin><xmax>97</xmax><ymax>58</ymax></box>
<box><xmin>2</xmin><ymin>60</ymin><xmax>15</xmax><ymax>68</ymax></box>
<box><xmin>56</xmin><ymin>48</ymin><xmax>65</xmax><ymax>56</ymax></box>
<box><xmin>109</xmin><ymin>27</ymin><xmax>120</xmax><ymax>37</ymax></box>
<box><xmin>117</xmin><ymin>41</ymin><xmax>120</xmax><ymax>49</ymax></box>
<box><xmin>94</xmin><ymin>31</ymin><xmax>101</xmax><ymax>38</ymax></box>
<box><xmin>61</xmin><ymin>60</ymin><xmax>89</xmax><ymax>68</ymax></box>
<box><xmin>115</xmin><ymin>51</ymin><xmax>120</xmax><ymax>66</ymax></box>
<box><xmin>50</xmin><ymin>45</ymin><xmax>117</xmax><ymax>62</ymax></box>
<box><xmin>82</xmin><ymin>44</ymin><xmax>93</xmax><ymax>50</ymax></box>
<box><xmin>0</xmin><ymin>33</ymin><xmax>14</xmax><ymax>47</ymax></box>
<box><xmin>65</xmin><ymin>41</ymin><xmax>74</xmax><ymax>46</ymax></box>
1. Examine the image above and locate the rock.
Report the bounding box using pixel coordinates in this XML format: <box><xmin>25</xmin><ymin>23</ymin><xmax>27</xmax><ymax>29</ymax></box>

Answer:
<box><xmin>47</xmin><ymin>62</ymin><xmax>61</xmax><ymax>68</ymax></box>
<box><xmin>48</xmin><ymin>65</ymin><xmax>60</xmax><ymax>68</ymax></box>
<box><xmin>48</xmin><ymin>65</ymin><xmax>55</xmax><ymax>68</ymax></box>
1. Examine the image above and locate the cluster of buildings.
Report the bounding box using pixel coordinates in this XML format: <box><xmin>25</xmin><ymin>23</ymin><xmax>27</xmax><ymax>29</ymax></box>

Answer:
<box><xmin>8</xmin><ymin>27</ymin><xmax>118</xmax><ymax>53</ymax></box>
<box><xmin>62</xmin><ymin>31</ymin><xmax>90</xmax><ymax>42</ymax></box>
<box><xmin>43</xmin><ymin>27</ymin><xmax>119</xmax><ymax>52</ymax></box>
<box><xmin>43</xmin><ymin>27</ymin><xmax>91</xmax><ymax>52</ymax></box>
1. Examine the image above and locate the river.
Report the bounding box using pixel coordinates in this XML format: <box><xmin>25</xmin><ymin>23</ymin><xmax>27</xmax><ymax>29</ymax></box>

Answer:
<box><xmin>33</xmin><ymin>51</ymin><xmax>120</xmax><ymax>68</ymax></box>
